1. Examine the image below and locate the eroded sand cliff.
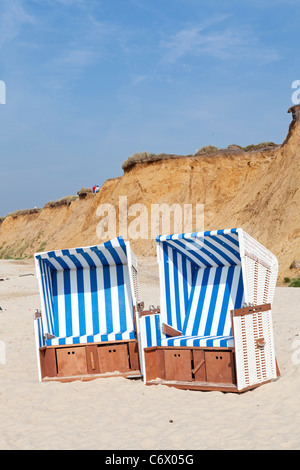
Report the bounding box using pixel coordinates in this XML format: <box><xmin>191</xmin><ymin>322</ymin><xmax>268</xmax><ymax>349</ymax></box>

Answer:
<box><xmin>0</xmin><ymin>106</ymin><xmax>299</xmax><ymax>283</ymax></box>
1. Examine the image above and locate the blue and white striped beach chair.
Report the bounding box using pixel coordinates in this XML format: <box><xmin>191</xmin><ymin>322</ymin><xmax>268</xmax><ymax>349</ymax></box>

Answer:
<box><xmin>34</xmin><ymin>237</ymin><xmax>142</xmax><ymax>382</ymax></box>
<box><xmin>139</xmin><ymin>228</ymin><xmax>280</xmax><ymax>392</ymax></box>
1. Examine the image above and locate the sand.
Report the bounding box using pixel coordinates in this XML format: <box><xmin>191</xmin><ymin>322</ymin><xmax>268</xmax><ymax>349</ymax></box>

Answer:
<box><xmin>0</xmin><ymin>257</ymin><xmax>300</xmax><ymax>450</ymax></box>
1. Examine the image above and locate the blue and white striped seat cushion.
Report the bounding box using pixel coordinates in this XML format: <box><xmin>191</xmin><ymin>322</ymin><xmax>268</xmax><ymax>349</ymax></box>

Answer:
<box><xmin>160</xmin><ymin>334</ymin><xmax>234</xmax><ymax>347</ymax></box>
<box><xmin>140</xmin><ymin>314</ymin><xmax>234</xmax><ymax>348</ymax></box>
<box><xmin>46</xmin><ymin>329</ymin><xmax>136</xmax><ymax>346</ymax></box>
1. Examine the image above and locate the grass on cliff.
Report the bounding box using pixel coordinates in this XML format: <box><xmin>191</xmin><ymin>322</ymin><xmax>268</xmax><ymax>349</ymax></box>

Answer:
<box><xmin>122</xmin><ymin>142</ymin><xmax>278</xmax><ymax>170</ymax></box>
<box><xmin>122</xmin><ymin>152</ymin><xmax>157</xmax><ymax>170</ymax></box>
<box><xmin>288</xmin><ymin>277</ymin><xmax>300</xmax><ymax>287</ymax></box>
<box><xmin>195</xmin><ymin>142</ymin><xmax>278</xmax><ymax>154</ymax></box>
<box><xmin>44</xmin><ymin>195</ymin><xmax>78</xmax><ymax>208</ymax></box>
<box><xmin>5</xmin><ymin>208</ymin><xmax>42</xmax><ymax>218</ymax></box>
<box><xmin>195</xmin><ymin>145</ymin><xmax>219</xmax><ymax>155</ymax></box>
<box><xmin>242</xmin><ymin>142</ymin><xmax>278</xmax><ymax>151</ymax></box>
<box><xmin>284</xmin><ymin>276</ymin><xmax>300</xmax><ymax>287</ymax></box>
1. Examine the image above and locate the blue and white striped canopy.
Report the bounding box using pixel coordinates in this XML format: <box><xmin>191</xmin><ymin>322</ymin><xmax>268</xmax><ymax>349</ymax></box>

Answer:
<box><xmin>34</xmin><ymin>237</ymin><xmax>137</xmax><ymax>347</ymax></box>
<box><xmin>156</xmin><ymin>228</ymin><xmax>241</xmax><ymax>268</ymax></box>
<box><xmin>35</xmin><ymin>237</ymin><xmax>128</xmax><ymax>271</ymax></box>
<box><xmin>156</xmin><ymin>229</ymin><xmax>245</xmax><ymax>336</ymax></box>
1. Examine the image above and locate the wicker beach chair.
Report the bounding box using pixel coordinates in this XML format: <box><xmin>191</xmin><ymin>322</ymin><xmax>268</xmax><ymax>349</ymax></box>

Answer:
<box><xmin>34</xmin><ymin>237</ymin><xmax>142</xmax><ymax>382</ymax></box>
<box><xmin>139</xmin><ymin>228</ymin><xmax>280</xmax><ymax>392</ymax></box>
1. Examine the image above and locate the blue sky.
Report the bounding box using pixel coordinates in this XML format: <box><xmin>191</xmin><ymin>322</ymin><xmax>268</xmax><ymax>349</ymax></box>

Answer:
<box><xmin>0</xmin><ymin>0</ymin><xmax>299</xmax><ymax>215</ymax></box>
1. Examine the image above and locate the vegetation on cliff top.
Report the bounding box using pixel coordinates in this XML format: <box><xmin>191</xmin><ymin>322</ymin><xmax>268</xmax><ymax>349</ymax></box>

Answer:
<box><xmin>44</xmin><ymin>195</ymin><xmax>78</xmax><ymax>208</ymax></box>
<box><xmin>122</xmin><ymin>142</ymin><xmax>279</xmax><ymax>170</ymax></box>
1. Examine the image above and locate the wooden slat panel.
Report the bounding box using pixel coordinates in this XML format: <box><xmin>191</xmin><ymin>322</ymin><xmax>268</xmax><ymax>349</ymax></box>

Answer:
<box><xmin>86</xmin><ymin>345</ymin><xmax>100</xmax><ymax>374</ymax></box>
<box><xmin>192</xmin><ymin>349</ymin><xmax>206</xmax><ymax>381</ymax></box>
<box><xmin>232</xmin><ymin>303</ymin><xmax>271</xmax><ymax>317</ymax></box>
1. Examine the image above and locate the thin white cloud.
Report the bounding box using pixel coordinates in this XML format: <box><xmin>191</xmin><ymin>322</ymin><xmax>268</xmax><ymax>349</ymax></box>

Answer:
<box><xmin>55</xmin><ymin>48</ymin><xmax>97</xmax><ymax>67</ymax></box>
<box><xmin>132</xmin><ymin>75</ymin><xmax>147</xmax><ymax>86</ymax></box>
<box><xmin>0</xmin><ymin>0</ymin><xmax>36</xmax><ymax>48</ymax></box>
<box><xmin>38</xmin><ymin>11</ymin><xmax>124</xmax><ymax>87</ymax></box>
<box><xmin>160</xmin><ymin>21</ymin><xmax>280</xmax><ymax>65</ymax></box>
<box><xmin>31</xmin><ymin>0</ymin><xmax>89</xmax><ymax>6</ymax></box>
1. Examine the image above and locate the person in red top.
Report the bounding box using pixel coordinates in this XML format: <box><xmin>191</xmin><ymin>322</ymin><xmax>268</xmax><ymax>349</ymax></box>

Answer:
<box><xmin>92</xmin><ymin>185</ymin><xmax>96</xmax><ymax>193</ymax></box>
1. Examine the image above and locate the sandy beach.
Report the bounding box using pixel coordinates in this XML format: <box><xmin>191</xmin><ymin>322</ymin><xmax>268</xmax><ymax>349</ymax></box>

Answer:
<box><xmin>0</xmin><ymin>257</ymin><xmax>300</xmax><ymax>450</ymax></box>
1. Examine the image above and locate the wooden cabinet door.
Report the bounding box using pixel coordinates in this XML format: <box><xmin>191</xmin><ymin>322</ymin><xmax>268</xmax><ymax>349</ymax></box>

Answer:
<box><xmin>205</xmin><ymin>351</ymin><xmax>235</xmax><ymax>384</ymax></box>
<box><xmin>164</xmin><ymin>349</ymin><xmax>193</xmax><ymax>382</ymax></box>
<box><xmin>56</xmin><ymin>347</ymin><xmax>88</xmax><ymax>377</ymax></box>
<box><xmin>98</xmin><ymin>344</ymin><xmax>130</xmax><ymax>373</ymax></box>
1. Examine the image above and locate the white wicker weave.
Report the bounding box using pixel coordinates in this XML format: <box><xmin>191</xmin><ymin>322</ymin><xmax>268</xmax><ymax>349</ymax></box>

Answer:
<box><xmin>240</xmin><ymin>229</ymin><xmax>278</xmax><ymax>306</ymax></box>
<box><xmin>126</xmin><ymin>244</ymin><xmax>140</xmax><ymax>305</ymax></box>
<box><xmin>233</xmin><ymin>305</ymin><xmax>277</xmax><ymax>391</ymax></box>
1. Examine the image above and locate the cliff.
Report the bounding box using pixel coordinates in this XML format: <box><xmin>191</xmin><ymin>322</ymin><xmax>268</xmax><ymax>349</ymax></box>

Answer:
<box><xmin>0</xmin><ymin>106</ymin><xmax>299</xmax><ymax>284</ymax></box>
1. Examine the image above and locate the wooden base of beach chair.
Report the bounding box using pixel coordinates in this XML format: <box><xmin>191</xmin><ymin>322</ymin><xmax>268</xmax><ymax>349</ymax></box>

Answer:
<box><xmin>39</xmin><ymin>339</ymin><xmax>141</xmax><ymax>383</ymax></box>
<box><xmin>144</xmin><ymin>346</ymin><xmax>274</xmax><ymax>393</ymax></box>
